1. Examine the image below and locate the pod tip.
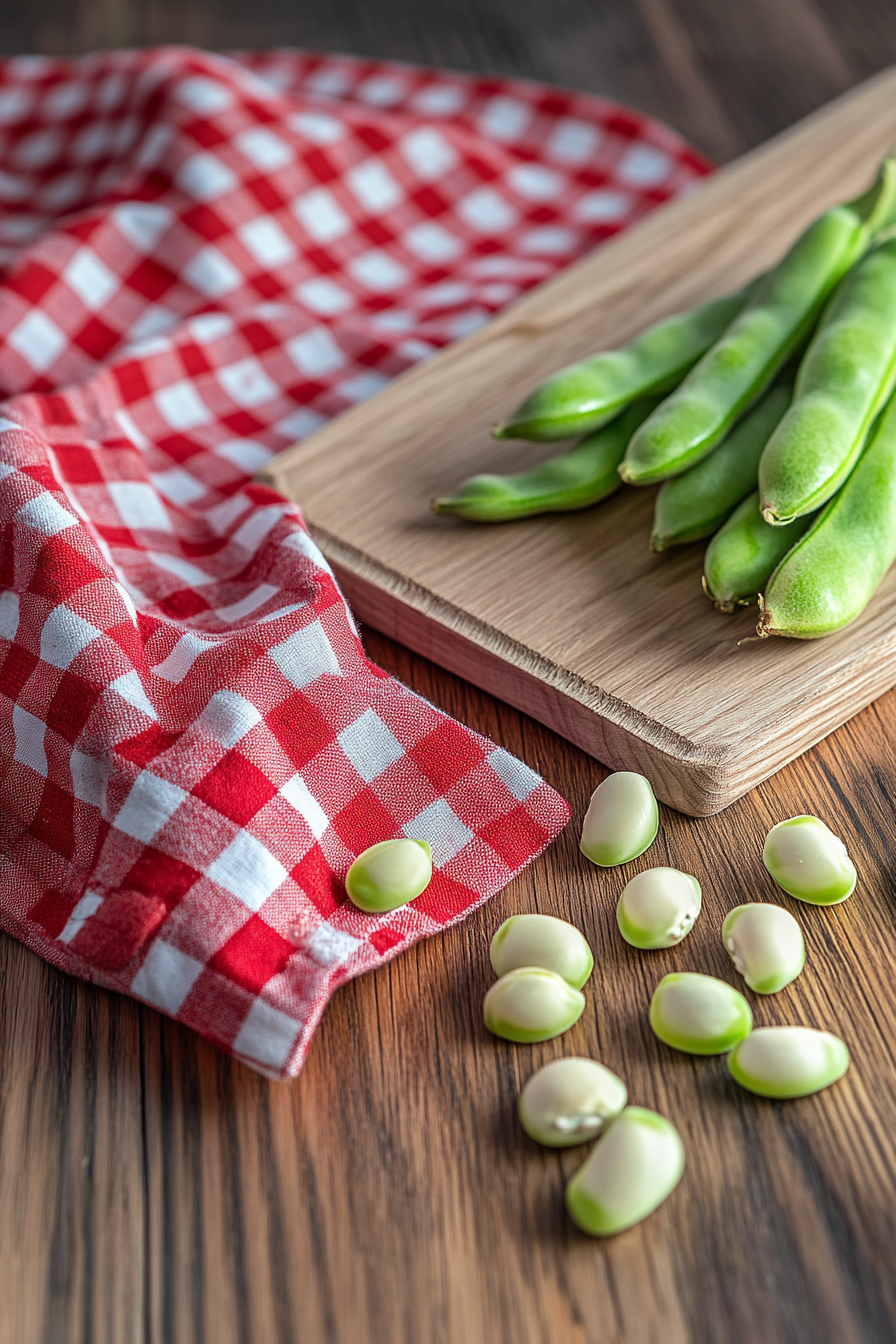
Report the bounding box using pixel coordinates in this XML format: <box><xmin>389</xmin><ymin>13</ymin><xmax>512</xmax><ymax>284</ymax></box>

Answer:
<box><xmin>490</xmin><ymin>422</ymin><xmax>511</xmax><ymax>440</ymax></box>
<box><xmin>755</xmin><ymin>594</ymin><xmax>773</xmax><ymax>638</ymax></box>
<box><xmin>650</xmin><ymin>533</ymin><xmax>667</xmax><ymax>554</ymax></box>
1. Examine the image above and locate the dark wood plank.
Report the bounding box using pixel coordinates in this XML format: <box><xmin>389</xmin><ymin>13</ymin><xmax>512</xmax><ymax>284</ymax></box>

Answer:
<box><xmin>3</xmin><ymin>4</ymin><xmax>896</xmax><ymax>1343</ymax></box>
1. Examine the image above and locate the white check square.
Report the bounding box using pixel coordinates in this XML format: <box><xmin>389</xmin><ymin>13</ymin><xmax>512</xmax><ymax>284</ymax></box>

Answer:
<box><xmin>339</xmin><ymin>709</ymin><xmax>404</xmax><ymax>782</ymax></box>
<box><xmin>208</xmin><ymin>831</ymin><xmax>288</xmax><ymax>911</ymax></box>
<box><xmin>131</xmin><ymin>941</ymin><xmax>204</xmax><ymax>1013</ymax></box>
<box><xmin>233</xmin><ymin>998</ymin><xmax>302</xmax><ymax>1071</ymax></box>
<box><xmin>114</xmin><ymin>770</ymin><xmax>187</xmax><ymax>842</ymax></box>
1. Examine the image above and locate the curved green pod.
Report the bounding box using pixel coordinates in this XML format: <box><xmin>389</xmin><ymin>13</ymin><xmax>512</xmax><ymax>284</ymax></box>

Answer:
<box><xmin>432</xmin><ymin>398</ymin><xmax>655</xmax><ymax>521</ymax></box>
<box><xmin>649</xmin><ymin>972</ymin><xmax>753</xmax><ymax>1055</ymax></box>
<box><xmin>565</xmin><ymin>1107</ymin><xmax>685</xmax><ymax>1237</ymax></box>
<box><xmin>492</xmin><ymin>287</ymin><xmax>754</xmax><ymax>443</ymax></box>
<box><xmin>758</xmin><ymin>389</ymin><xmax>896</xmax><ymax>639</ymax></box>
<box><xmin>620</xmin><ymin>155</ymin><xmax>896</xmax><ymax>485</ymax></box>
<box><xmin>759</xmin><ymin>237</ymin><xmax>896</xmax><ymax>524</ymax></box>
<box><xmin>728</xmin><ymin>1027</ymin><xmax>849</xmax><ymax>1099</ymax></box>
<box><xmin>703</xmin><ymin>490</ymin><xmax>814</xmax><ymax>613</ymax></box>
<box><xmin>651</xmin><ymin>382</ymin><xmax>791</xmax><ymax>551</ymax></box>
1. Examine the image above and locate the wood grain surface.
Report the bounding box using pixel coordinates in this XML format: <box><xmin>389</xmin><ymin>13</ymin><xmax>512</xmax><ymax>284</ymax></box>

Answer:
<box><xmin>4</xmin><ymin>5</ymin><xmax>896</xmax><ymax>1344</ymax></box>
<box><xmin>259</xmin><ymin>69</ymin><xmax>896</xmax><ymax>815</ymax></box>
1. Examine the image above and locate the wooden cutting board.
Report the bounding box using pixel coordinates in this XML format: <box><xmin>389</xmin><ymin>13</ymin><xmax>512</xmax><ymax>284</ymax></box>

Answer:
<box><xmin>259</xmin><ymin>68</ymin><xmax>896</xmax><ymax>817</ymax></box>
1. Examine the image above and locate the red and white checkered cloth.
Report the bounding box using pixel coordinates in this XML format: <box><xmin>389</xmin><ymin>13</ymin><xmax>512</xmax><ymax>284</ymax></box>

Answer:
<box><xmin>0</xmin><ymin>47</ymin><xmax>710</xmax><ymax>1076</ymax></box>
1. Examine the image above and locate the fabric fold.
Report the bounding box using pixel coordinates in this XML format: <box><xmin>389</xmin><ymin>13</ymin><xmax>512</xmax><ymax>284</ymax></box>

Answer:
<box><xmin>0</xmin><ymin>46</ymin><xmax>709</xmax><ymax>1075</ymax></box>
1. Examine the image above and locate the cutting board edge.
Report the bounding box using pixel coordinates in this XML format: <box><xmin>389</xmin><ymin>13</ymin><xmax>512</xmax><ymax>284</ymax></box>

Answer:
<box><xmin>318</xmin><ymin>532</ymin><xmax>870</xmax><ymax>816</ymax></box>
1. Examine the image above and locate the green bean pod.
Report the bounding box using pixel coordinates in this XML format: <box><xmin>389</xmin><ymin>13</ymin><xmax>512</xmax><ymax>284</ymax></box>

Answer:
<box><xmin>432</xmin><ymin>398</ymin><xmax>656</xmax><ymax>521</ymax></box>
<box><xmin>758</xmin><ymin>389</ymin><xmax>896</xmax><ymax>639</ymax></box>
<box><xmin>759</xmin><ymin>237</ymin><xmax>896</xmax><ymax>524</ymax></box>
<box><xmin>703</xmin><ymin>491</ymin><xmax>814</xmax><ymax>613</ymax></box>
<box><xmin>491</xmin><ymin>286</ymin><xmax>757</xmax><ymax>442</ymax></box>
<box><xmin>651</xmin><ymin>382</ymin><xmax>791</xmax><ymax>551</ymax></box>
<box><xmin>621</xmin><ymin>156</ymin><xmax>896</xmax><ymax>485</ymax></box>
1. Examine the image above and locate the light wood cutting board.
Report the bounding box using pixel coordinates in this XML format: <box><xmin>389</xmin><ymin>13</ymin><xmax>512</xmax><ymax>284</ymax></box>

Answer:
<box><xmin>259</xmin><ymin>68</ymin><xmax>896</xmax><ymax>816</ymax></box>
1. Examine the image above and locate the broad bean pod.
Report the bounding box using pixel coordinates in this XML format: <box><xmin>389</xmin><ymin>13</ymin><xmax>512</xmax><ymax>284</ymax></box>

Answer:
<box><xmin>492</xmin><ymin>286</ymin><xmax>756</xmax><ymax>443</ymax></box>
<box><xmin>620</xmin><ymin>156</ymin><xmax>896</xmax><ymax>485</ymax></box>
<box><xmin>703</xmin><ymin>490</ymin><xmax>814</xmax><ymax>613</ymax></box>
<box><xmin>758</xmin><ymin>388</ymin><xmax>896</xmax><ymax>638</ymax></box>
<box><xmin>432</xmin><ymin>398</ymin><xmax>655</xmax><ymax>522</ymax></box>
<box><xmin>652</xmin><ymin>382</ymin><xmax>791</xmax><ymax>551</ymax></box>
<box><xmin>759</xmin><ymin>236</ymin><xmax>896</xmax><ymax>524</ymax></box>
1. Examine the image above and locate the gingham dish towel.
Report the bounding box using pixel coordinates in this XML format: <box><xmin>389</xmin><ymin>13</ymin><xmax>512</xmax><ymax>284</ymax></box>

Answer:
<box><xmin>0</xmin><ymin>47</ymin><xmax>710</xmax><ymax>1077</ymax></box>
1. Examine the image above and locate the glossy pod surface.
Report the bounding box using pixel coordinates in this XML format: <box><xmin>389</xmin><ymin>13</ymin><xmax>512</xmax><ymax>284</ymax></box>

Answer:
<box><xmin>650</xmin><ymin>972</ymin><xmax>753</xmax><ymax>1055</ymax></box>
<box><xmin>519</xmin><ymin>1058</ymin><xmax>627</xmax><ymax>1147</ymax></box>
<box><xmin>432</xmin><ymin>398</ymin><xmax>654</xmax><ymax>521</ymax></box>
<box><xmin>483</xmin><ymin>967</ymin><xmax>586</xmax><ymax>1043</ymax></box>
<box><xmin>703</xmin><ymin>490</ymin><xmax>813</xmax><ymax>612</ymax></box>
<box><xmin>759</xmin><ymin>237</ymin><xmax>896</xmax><ymax>524</ymax></box>
<box><xmin>345</xmin><ymin>838</ymin><xmax>433</xmax><ymax>913</ymax></box>
<box><xmin>621</xmin><ymin>209</ymin><xmax>865</xmax><ymax>483</ymax></box>
<box><xmin>565</xmin><ymin>1106</ymin><xmax>685</xmax><ymax>1237</ymax></box>
<box><xmin>490</xmin><ymin>914</ymin><xmax>593</xmax><ymax>989</ymax></box>
<box><xmin>580</xmin><ymin>772</ymin><xmax>659</xmax><ymax>866</ymax></box>
<box><xmin>758</xmin><ymin>389</ymin><xmax>896</xmax><ymax>639</ymax></box>
<box><xmin>492</xmin><ymin>289</ymin><xmax>750</xmax><ymax>442</ymax></box>
<box><xmin>621</xmin><ymin>155</ymin><xmax>896</xmax><ymax>485</ymax></box>
<box><xmin>722</xmin><ymin>903</ymin><xmax>806</xmax><ymax>994</ymax></box>
<box><xmin>762</xmin><ymin>815</ymin><xmax>856</xmax><ymax>904</ymax></box>
<box><xmin>728</xmin><ymin>1027</ymin><xmax>849</xmax><ymax>1098</ymax></box>
<box><xmin>652</xmin><ymin>382</ymin><xmax>791</xmax><ymax>551</ymax></box>
<box><xmin>617</xmin><ymin>867</ymin><xmax>701</xmax><ymax>950</ymax></box>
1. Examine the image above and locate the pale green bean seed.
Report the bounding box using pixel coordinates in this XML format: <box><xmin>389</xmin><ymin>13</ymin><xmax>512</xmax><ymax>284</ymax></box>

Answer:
<box><xmin>565</xmin><ymin>1106</ymin><xmax>685</xmax><ymax>1237</ymax></box>
<box><xmin>762</xmin><ymin>815</ymin><xmax>857</xmax><ymax>905</ymax></box>
<box><xmin>490</xmin><ymin>914</ymin><xmax>593</xmax><ymax>989</ymax></box>
<box><xmin>649</xmin><ymin>972</ymin><xmax>753</xmax><ymax>1055</ymax></box>
<box><xmin>617</xmin><ymin>867</ymin><xmax>701</xmax><ymax>950</ymax></box>
<box><xmin>518</xmin><ymin>1058</ymin><xmax>627</xmax><ymax>1147</ymax></box>
<box><xmin>345</xmin><ymin>838</ymin><xmax>433</xmax><ymax>913</ymax></box>
<box><xmin>580</xmin><ymin>772</ymin><xmax>659</xmax><ymax>867</ymax></box>
<box><xmin>728</xmin><ymin>1026</ymin><xmax>849</xmax><ymax>1098</ymax></box>
<box><xmin>722</xmin><ymin>903</ymin><xmax>805</xmax><ymax>994</ymax></box>
<box><xmin>483</xmin><ymin>967</ymin><xmax>586</xmax><ymax>1043</ymax></box>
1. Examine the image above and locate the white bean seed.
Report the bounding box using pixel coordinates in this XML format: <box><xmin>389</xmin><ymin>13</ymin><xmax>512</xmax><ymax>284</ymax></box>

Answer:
<box><xmin>722</xmin><ymin>903</ymin><xmax>805</xmax><ymax>993</ymax></box>
<box><xmin>762</xmin><ymin>814</ymin><xmax>856</xmax><ymax>905</ymax></box>
<box><xmin>565</xmin><ymin>1106</ymin><xmax>684</xmax><ymax>1236</ymax></box>
<box><xmin>518</xmin><ymin>1058</ymin><xmax>627</xmax><ymax>1147</ymax></box>
<box><xmin>580</xmin><ymin>772</ymin><xmax>659</xmax><ymax>867</ymax></box>
<box><xmin>649</xmin><ymin>972</ymin><xmax>753</xmax><ymax>1055</ymax></box>
<box><xmin>728</xmin><ymin>1026</ymin><xmax>849</xmax><ymax>1098</ymax></box>
<box><xmin>483</xmin><ymin>967</ymin><xmax>586</xmax><ymax>1043</ymax></box>
<box><xmin>490</xmin><ymin>914</ymin><xmax>593</xmax><ymax>988</ymax></box>
<box><xmin>617</xmin><ymin>867</ymin><xmax>701</xmax><ymax>949</ymax></box>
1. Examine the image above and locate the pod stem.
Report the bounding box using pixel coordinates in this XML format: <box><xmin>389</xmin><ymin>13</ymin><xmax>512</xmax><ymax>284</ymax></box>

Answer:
<box><xmin>755</xmin><ymin>593</ymin><xmax>773</xmax><ymax>638</ymax></box>
<box><xmin>849</xmin><ymin>152</ymin><xmax>896</xmax><ymax>236</ymax></box>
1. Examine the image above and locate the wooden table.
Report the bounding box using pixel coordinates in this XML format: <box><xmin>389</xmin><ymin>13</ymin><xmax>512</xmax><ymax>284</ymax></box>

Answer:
<box><xmin>4</xmin><ymin>5</ymin><xmax>896</xmax><ymax>1342</ymax></box>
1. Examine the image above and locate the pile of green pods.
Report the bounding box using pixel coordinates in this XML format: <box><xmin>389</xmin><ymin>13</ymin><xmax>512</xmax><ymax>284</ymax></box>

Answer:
<box><xmin>433</xmin><ymin>154</ymin><xmax>896</xmax><ymax>640</ymax></box>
